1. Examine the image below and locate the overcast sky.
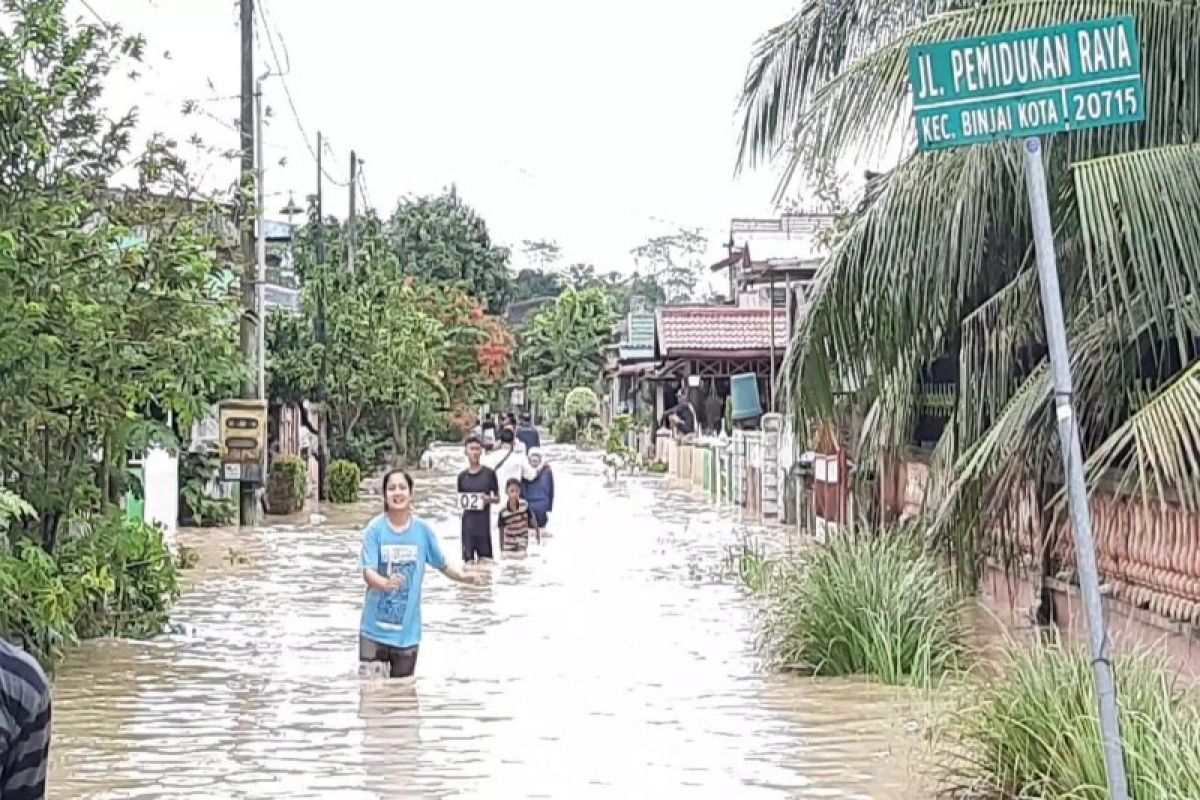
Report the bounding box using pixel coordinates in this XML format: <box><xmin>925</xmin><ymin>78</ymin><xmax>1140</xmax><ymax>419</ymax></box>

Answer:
<box><xmin>81</xmin><ymin>0</ymin><xmax>829</xmax><ymax>277</ymax></box>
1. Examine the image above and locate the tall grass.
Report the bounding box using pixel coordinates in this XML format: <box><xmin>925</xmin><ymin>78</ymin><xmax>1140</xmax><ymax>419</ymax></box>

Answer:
<box><xmin>940</xmin><ymin>645</ymin><xmax>1200</xmax><ymax>799</ymax></box>
<box><xmin>753</xmin><ymin>528</ymin><xmax>968</xmax><ymax>686</ymax></box>
<box><xmin>726</xmin><ymin>536</ymin><xmax>779</xmax><ymax>594</ymax></box>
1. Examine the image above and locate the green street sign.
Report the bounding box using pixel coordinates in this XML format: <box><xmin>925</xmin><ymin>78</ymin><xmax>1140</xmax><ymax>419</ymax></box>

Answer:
<box><xmin>908</xmin><ymin>15</ymin><xmax>1145</xmax><ymax>150</ymax></box>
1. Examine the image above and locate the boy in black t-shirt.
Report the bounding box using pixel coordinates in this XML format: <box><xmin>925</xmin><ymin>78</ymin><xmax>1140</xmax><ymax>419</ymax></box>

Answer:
<box><xmin>458</xmin><ymin>435</ymin><xmax>499</xmax><ymax>563</ymax></box>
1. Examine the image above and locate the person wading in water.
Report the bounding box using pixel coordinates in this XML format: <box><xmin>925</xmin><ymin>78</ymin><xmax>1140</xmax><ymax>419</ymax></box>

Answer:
<box><xmin>358</xmin><ymin>468</ymin><xmax>484</xmax><ymax>680</ymax></box>
<box><xmin>484</xmin><ymin>428</ymin><xmax>536</xmax><ymax>501</ymax></box>
<box><xmin>515</xmin><ymin>412</ymin><xmax>540</xmax><ymax>452</ymax></box>
<box><xmin>522</xmin><ymin>447</ymin><xmax>554</xmax><ymax>534</ymax></box>
<box><xmin>498</xmin><ymin>478</ymin><xmax>540</xmax><ymax>554</ymax></box>
<box><xmin>458</xmin><ymin>435</ymin><xmax>500</xmax><ymax>563</ymax></box>
<box><xmin>0</xmin><ymin>638</ymin><xmax>51</xmax><ymax>800</ymax></box>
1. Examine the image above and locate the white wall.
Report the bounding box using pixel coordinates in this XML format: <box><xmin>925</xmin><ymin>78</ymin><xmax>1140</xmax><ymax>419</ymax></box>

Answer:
<box><xmin>143</xmin><ymin>445</ymin><xmax>178</xmax><ymax>537</ymax></box>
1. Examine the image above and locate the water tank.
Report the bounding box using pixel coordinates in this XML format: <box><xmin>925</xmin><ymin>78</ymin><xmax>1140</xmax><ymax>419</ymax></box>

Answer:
<box><xmin>729</xmin><ymin>373</ymin><xmax>764</xmax><ymax>421</ymax></box>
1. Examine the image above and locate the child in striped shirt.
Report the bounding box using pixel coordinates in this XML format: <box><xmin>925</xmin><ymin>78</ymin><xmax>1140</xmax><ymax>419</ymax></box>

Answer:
<box><xmin>498</xmin><ymin>478</ymin><xmax>540</xmax><ymax>554</ymax></box>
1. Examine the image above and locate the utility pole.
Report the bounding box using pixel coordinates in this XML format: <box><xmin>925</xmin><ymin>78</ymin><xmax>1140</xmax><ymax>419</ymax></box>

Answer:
<box><xmin>347</xmin><ymin>150</ymin><xmax>357</xmax><ymax>277</ymax></box>
<box><xmin>255</xmin><ymin>75</ymin><xmax>268</xmax><ymax>402</ymax></box>
<box><xmin>237</xmin><ymin>0</ymin><xmax>260</xmax><ymax>527</ymax></box>
<box><xmin>315</xmin><ymin>131</ymin><xmax>329</xmax><ymax>503</ymax></box>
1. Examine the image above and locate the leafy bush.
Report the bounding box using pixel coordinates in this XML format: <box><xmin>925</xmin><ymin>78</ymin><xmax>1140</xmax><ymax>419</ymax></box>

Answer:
<box><xmin>58</xmin><ymin>516</ymin><xmax>180</xmax><ymax>640</ymax></box>
<box><xmin>178</xmin><ymin>451</ymin><xmax>234</xmax><ymax>527</ymax></box>
<box><xmin>753</xmin><ymin>527</ymin><xmax>967</xmax><ymax>685</ymax></box>
<box><xmin>0</xmin><ymin>487</ymin><xmax>36</xmax><ymax>549</ymax></box>
<box><xmin>0</xmin><ymin>515</ymin><xmax>179</xmax><ymax>666</ymax></box>
<box><xmin>0</xmin><ymin>487</ymin><xmax>35</xmax><ymax>529</ymax></box>
<box><xmin>576</xmin><ymin>419</ymin><xmax>606</xmax><ymax>449</ymax></box>
<box><xmin>605</xmin><ymin>414</ymin><xmax>634</xmax><ymax>455</ymax></box>
<box><xmin>332</xmin><ymin>430</ymin><xmax>388</xmax><ymax>471</ymax></box>
<box><xmin>563</xmin><ymin>386</ymin><xmax>600</xmax><ymax>421</ymax></box>
<box><xmin>266</xmin><ymin>455</ymin><xmax>308</xmax><ymax>515</ymax></box>
<box><xmin>552</xmin><ymin>416</ymin><xmax>578</xmax><ymax>443</ymax></box>
<box><xmin>940</xmin><ymin>646</ymin><xmax>1200</xmax><ymax>799</ymax></box>
<box><xmin>329</xmin><ymin>459</ymin><xmax>363</xmax><ymax>504</ymax></box>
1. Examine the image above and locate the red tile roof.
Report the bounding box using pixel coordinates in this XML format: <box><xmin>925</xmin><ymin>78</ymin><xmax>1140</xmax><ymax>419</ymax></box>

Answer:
<box><xmin>656</xmin><ymin>306</ymin><xmax>790</xmax><ymax>356</ymax></box>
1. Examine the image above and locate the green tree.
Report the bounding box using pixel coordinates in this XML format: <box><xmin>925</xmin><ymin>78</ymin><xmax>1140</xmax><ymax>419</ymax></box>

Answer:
<box><xmin>0</xmin><ymin>0</ymin><xmax>245</xmax><ymax>549</ymax></box>
<box><xmin>521</xmin><ymin>238</ymin><xmax>563</xmax><ymax>272</ymax></box>
<box><xmin>511</xmin><ymin>268</ymin><xmax>565</xmax><ymax>303</ymax></box>
<box><xmin>270</xmin><ymin>209</ymin><xmax>514</xmax><ymax>465</ymax></box>
<box><xmin>738</xmin><ymin>1</ymin><xmax>1200</xmax><ymax>580</ymax></box>
<box><xmin>630</xmin><ymin>228</ymin><xmax>707</xmax><ymax>303</ymax></box>
<box><xmin>567</xmin><ymin>263</ymin><xmax>599</xmax><ymax>290</ymax></box>
<box><xmin>517</xmin><ymin>288</ymin><xmax>617</xmax><ymax>412</ymax></box>
<box><xmin>600</xmin><ymin>270</ymin><xmax>666</xmax><ymax>316</ymax></box>
<box><xmin>388</xmin><ymin>190</ymin><xmax>512</xmax><ymax>313</ymax></box>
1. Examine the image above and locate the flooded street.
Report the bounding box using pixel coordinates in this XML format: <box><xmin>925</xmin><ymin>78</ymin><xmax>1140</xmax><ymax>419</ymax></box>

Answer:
<box><xmin>48</xmin><ymin>445</ymin><xmax>926</xmax><ymax>799</ymax></box>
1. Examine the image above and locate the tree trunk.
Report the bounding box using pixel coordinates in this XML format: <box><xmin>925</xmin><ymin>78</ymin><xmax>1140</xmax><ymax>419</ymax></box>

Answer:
<box><xmin>390</xmin><ymin>409</ymin><xmax>404</xmax><ymax>462</ymax></box>
<box><xmin>389</xmin><ymin>409</ymin><xmax>411</xmax><ymax>465</ymax></box>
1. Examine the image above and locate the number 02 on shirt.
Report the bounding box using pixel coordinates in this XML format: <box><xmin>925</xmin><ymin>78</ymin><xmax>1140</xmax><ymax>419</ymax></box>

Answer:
<box><xmin>458</xmin><ymin>493</ymin><xmax>487</xmax><ymax>513</ymax></box>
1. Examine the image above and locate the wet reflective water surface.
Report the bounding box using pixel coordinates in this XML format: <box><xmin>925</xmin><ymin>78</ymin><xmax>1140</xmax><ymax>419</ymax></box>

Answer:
<box><xmin>48</xmin><ymin>445</ymin><xmax>926</xmax><ymax>799</ymax></box>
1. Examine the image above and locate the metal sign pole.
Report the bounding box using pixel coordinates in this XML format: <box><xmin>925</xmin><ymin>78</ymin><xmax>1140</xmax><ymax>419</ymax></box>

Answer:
<box><xmin>1022</xmin><ymin>135</ymin><xmax>1130</xmax><ymax>800</ymax></box>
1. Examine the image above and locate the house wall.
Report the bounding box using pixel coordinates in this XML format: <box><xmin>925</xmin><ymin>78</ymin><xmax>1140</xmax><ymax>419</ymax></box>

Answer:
<box><xmin>895</xmin><ymin>458</ymin><xmax>1200</xmax><ymax>670</ymax></box>
<box><xmin>142</xmin><ymin>445</ymin><xmax>179</xmax><ymax>537</ymax></box>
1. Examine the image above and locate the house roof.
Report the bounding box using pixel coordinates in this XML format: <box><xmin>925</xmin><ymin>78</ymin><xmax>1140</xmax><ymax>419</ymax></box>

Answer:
<box><xmin>655</xmin><ymin>306</ymin><xmax>789</xmax><ymax>357</ymax></box>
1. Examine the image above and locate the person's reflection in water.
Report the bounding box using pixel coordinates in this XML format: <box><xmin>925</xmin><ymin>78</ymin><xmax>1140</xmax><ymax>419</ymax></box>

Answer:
<box><xmin>358</xmin><ymin>682</ymin><xmax>424</xmax><ymax>792</ymax></box>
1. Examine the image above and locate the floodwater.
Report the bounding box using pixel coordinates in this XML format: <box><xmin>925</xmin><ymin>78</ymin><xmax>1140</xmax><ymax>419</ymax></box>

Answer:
<box><xmin>47</xmin><ymin>445</ymin><xmax>928</xmax><ymax>799</ymax></box>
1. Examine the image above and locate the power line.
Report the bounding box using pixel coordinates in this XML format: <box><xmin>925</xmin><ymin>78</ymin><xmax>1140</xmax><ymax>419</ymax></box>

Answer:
<box><xmin>255</xmin><ymin>0</ymin><xmax>350</xmax><ymax>188</ymax></box>
<box><xmin>357</xmin><ymin>161</ymin><xmax>376</xmax><ymax>214</ymax></box>
<box><xmin>79</xmin><ymin>0</ymin><xmax>113</xmax><ymax>29</ymax></box>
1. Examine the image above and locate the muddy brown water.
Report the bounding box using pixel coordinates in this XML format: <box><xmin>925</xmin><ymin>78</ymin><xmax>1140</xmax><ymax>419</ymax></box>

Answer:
<box><xmin>47</xmin><ymin>445</ymin><xmax>928</xmax><ymax>799</ymax></box>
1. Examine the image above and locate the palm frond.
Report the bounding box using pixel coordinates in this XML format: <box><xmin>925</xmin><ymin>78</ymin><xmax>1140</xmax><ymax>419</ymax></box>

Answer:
<box><xmin>1075</xmin><ymin>144</ymin><xmax>1200</xmax><ymax>343</ymax></box>
<box><xmin>1068</xmin><ymin>144</ymin><xmax>1200</xmax><ymax>508</ymax></box>
<box><xmin>736</xmin><ymin>0</ymin><xmax>962</xmax><ymax>172</ymax></box>
<box><xmin>782</xmin><ymin>144</ymin><xmax>1028</xmax><ymax>438</ymax></box>
<box><xmin>1084</xmin><ymin>359</ymin><xmax>1200</xmax><ymax>509</ymax></box>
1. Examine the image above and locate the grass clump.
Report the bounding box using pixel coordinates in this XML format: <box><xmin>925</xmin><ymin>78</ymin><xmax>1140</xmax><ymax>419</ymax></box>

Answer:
<box><xmin>726</xmin><ymin>536</ymin><xmax>779</xmax><ymax>594</ymax></box>
<box><xmin>940</xmin><ymin>645</ymin><xmax>1200</xmax><ymax>799</ymax></box>
<box><xmin>753</xmin><ymin>527</ymin><xmax>967</xmax><ymax>686</ymax></box>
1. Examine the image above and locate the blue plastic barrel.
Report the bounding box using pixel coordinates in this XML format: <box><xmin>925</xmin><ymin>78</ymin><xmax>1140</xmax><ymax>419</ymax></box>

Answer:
<box><xmin>729</xmin><ymin>373</ymin><xmax>764</xmax><ymax>421</ymax></box>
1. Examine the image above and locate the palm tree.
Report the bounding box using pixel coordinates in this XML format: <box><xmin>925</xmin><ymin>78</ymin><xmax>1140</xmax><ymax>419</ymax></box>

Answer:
<box><xmin>738</xmin><ymin>0</ymin><xmax>1200</xmax><ymax>589</ymax></box>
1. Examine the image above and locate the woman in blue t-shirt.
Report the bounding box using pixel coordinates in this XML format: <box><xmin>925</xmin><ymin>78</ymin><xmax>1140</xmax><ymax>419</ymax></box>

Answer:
<box><xmin>358</xmin><ymin>468</ymin><xmax>485</xmax><ymax>679</ymax></box>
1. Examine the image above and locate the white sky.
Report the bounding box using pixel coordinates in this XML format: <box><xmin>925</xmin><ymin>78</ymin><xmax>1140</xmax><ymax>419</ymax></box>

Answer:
<box><xmin>79</xmin><ymin>0</ymin><xmax>871</xmax><ymax>283</ymax></box>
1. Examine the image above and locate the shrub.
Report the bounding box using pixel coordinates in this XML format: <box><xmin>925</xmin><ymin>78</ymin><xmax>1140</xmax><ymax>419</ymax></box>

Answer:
<box><xmin>552</xmin><ymin>416</ymin><xmax>578</xmax><ymax>443</ymax></box>
<box><xmin>58</xmin><ymin>516</ymin><xmax>180</xmax><ymax>640</ymax></box>
<box><xmin>329</xmin><ymin>459</ymin><xmax>363</xmax><ymax>504</ymax></box>
<box><xmin>0</xmin><ymin>486</ymin><xmax>35</xmax><ymax>530</ymax></box>
<box><xmin>178</xmin><ymin>451</ymin><xmax>235</xmax><ymax>527</ymax></box>
<box><xmin>939</xmin><ymin>646</ymin><xmax>1200</xmax><ymax>799</ymax></box>
<box><xmin>266</xmin><ymin>455</ymin><xmax>308</xmax><ymax>515</ymax></box>
<box><xmin>754</xmin><ymin>527</ymin><xmax>967</xmax><ymax>685</ymax></box>
<box><xmin>605</xmin><ymin>414</ymin><xmax>634</xmax><ymax>455</ymax></box>
<box><xmin>727</xmin><ymin>536</ymin><xmax>779</xmax><ymax>594</ymax></box>
<box><xmin>0</xmin><ymin>514</ymin><xmax>179</xmax><ymax>666</ymax></box>
<box><xmin>577</xmin><ymin>419</ymin><xmax>606</xmax><ymax>449</ymax></box>
<box><xmin>563</xmin><ymin>386</ymin><xmax>600</xmax><ymax>421</ymax></box>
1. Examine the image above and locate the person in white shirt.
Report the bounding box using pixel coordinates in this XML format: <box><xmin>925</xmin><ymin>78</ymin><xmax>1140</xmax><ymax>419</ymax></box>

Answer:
<box><xmin>483</xmin><ymin>428</ymin><xmax>537</xmax><ymax>488</ymax></box>
<box><xmin>482</xmin><ymin>428</ymin><xmax>537</xmax><ymax>536</ymax></box>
